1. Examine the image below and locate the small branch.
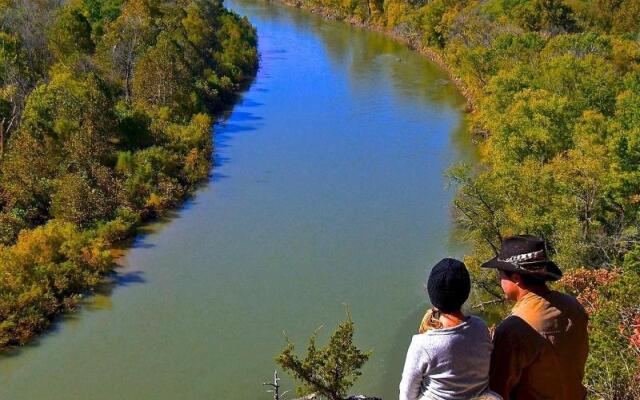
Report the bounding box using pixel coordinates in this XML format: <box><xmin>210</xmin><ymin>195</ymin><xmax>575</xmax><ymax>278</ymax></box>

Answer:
<box><xmin>478</xmin><ymin>281</ymin><xmax>504</xmax><ymax>301</ymax></box>
<box><xmin>264</xmin><ymin>370</ymin><xmax>286</xmax><ymax>400</ymax></box>
<box><xmin>472</xmin><ymin>298</ymin><xmax>504</xmax><ymax>310</ymax></box>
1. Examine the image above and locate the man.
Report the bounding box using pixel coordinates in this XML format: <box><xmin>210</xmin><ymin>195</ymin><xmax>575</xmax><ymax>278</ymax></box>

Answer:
<box><xmin>482</xmin><ymin>235</ymin><xmax>589</xmax><ymax>400</ymax></box>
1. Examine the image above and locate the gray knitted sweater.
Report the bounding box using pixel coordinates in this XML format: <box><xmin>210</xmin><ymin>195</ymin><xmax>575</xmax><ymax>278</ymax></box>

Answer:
<box><xmin>399</xmin><ymin>315</ymin><xmax>493</xmax><ymax>400</ymax></box>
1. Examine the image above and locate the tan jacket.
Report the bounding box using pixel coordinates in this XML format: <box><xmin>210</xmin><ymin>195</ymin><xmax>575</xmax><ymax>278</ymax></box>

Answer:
<box><xmin>489</xmin><ymin>290</ymin><xmax>589</xmax><ymax>400</ymax></box>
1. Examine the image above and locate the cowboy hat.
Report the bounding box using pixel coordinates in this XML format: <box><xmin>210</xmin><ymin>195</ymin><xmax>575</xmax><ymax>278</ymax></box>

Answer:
<box><xmin>481</xmin><ymin>235</ymin><xmax>563</xmax><ymax>281</ymax></box>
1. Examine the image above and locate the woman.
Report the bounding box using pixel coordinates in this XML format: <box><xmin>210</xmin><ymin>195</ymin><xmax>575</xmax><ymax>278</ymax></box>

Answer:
<box><xmin>399</xmin><ymin>258</ymin><xmax>499</xmax><ymax>400</ymax></box>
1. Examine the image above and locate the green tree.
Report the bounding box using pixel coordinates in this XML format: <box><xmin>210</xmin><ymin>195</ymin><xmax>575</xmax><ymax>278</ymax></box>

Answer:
<box><xmin>47</xmin><ymin>6</ymin><xmax>95</xmax><ymax>60</ymax></box>
<box><xmin>97</xmin><ymin>0</ymin><xmax>159</xmax><ymax>101</ymax></box>
<box><xmin>276</xmin><ymin>312</ymin><xmax>371</xmax><ymax>400</ymax></box>
<box><xmin>0</xmin><ymin>31</ymin><xmax>33</xmax><ymax>155</ymax></box>
<box><xmin>20</xmin><ymin>64</ymin><xmax>114</xmax><ymax>169</ymax></box>
<box><xmin>81</xmin><ymin>0</ymin><xmax>125</xmax><ymax>37</ymax></box>
<box><xmin>512</xmin><ymin>0</ymin><xmax>578</xmax><ymax>33</ymax></box>
<box><xmin>0</xmin><ymin>131</ymin><xmax>58</xmax><ymax>226</ymax></box>
<box><xmin>181</xmin><ymin>1</ymin><xmax>214</xmax><ymax>48</ymax></box>
<box><xmin>132</xmin><ymin>32</ymin><xmax>193</xmax><ymax>115</ymax></box>
<box><xmin>50</xmin><ymin>168</ymin><xmax>117</xmax><ymax>228</ymax></box>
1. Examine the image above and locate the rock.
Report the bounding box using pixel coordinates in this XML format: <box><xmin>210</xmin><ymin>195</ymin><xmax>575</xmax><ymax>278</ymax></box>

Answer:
<box><xmin>293</xmin><ymin>395</ymin><xmax>381</xmax><ymax>400</ymax></box>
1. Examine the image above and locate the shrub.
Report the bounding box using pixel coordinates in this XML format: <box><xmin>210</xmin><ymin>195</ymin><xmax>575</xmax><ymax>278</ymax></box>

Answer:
<box><xmin>276</xmin><ymin>312</ymin><xmax>371</xmax><ymax>400</ymax></box>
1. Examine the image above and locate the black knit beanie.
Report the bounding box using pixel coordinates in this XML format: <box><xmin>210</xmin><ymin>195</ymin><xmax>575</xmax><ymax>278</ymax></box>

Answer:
<box><xmin>427</xmin><ymin>258</ymin><xmax>471</xmax><ymax>313</ymax></box>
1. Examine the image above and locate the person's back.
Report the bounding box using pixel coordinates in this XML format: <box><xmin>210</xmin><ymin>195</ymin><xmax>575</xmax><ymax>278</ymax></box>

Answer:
<box><xmin>400</xmin><ymin>258</ymin><xmax>498</xmax><ymax>400</ymax></box>
<box><xmin>490</xmin><ymin>290</ymin><xmax>588</xmax><ymax>400</ymax></box>
<box><xmin>481</xmin><ymin>235</ymin><xmax>589</xmax><ymax>400</ymax></box>
<box><xmin>400</xmin><ymin>315</ymin><xmax>493</xmax><ymax>400</ymax></box>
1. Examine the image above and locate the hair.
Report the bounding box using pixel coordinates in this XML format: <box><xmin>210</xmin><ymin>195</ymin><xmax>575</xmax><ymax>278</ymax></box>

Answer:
<box><xmin>505</xmin><ymin>270</ymin><xmax>548</xmax><ymax>287</ymax></box>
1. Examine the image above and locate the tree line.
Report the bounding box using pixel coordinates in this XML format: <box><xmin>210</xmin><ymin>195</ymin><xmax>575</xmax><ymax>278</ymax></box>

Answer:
<box><xmin>0</xmin><ymin>0</ymin><xmax>257</xmax><ymax>348</ymax></box>
<box><xmin>279</xmin><ymin>0</ymin><xmax>640</xmax><ymax>398</ymax></box>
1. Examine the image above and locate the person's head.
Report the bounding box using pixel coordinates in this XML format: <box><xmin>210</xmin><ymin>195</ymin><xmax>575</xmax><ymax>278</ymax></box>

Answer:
<box><xmin>427</xmin><ymin>258</ymin><xmax>471</xmax><ymax>313</ymax></box>
<box><xmin>497</xmin><ymin>269</ymin><xmax>548</xmax><ymax>301</ymax></box>
<box><xmin>481</xmin><ymin>235</ymin><xmax>562</xmax><ymax>299</ymax></box>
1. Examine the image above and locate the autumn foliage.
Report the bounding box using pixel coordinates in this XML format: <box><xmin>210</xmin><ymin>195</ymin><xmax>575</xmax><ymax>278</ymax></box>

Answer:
<box><xmin>0</xmin><ymin>0</ymin><xmax>257</xmax><ymax>348</ymax></box>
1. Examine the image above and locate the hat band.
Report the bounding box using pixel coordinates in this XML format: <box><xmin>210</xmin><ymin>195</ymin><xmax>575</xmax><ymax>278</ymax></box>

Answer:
<box><xmin>499</xmin><ymin>250</ymin><xmax>546</xmax><ymax>265</ymax></box>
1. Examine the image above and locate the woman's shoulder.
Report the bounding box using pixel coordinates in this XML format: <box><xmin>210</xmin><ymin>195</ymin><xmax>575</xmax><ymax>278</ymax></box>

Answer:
<box><xmin>467</xmin><ymin>315</ymin><xmax>489</xmax><ymax>328</ymax></box>
<box><xmin>466</xmin><ymin>315</ymin><xmax>492</xmax><ymax>339</ymax></box>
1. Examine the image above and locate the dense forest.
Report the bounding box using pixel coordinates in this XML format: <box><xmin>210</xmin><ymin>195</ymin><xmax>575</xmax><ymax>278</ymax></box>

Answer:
<box><xmin>0</xmin><ymin>0</ymin><xmax>257</xmax><ymax>348</ymax></box>
<box><xmin>279</xmin><ymin>0</ymin><xmax>640</xmax><ymax>398</ymax></box>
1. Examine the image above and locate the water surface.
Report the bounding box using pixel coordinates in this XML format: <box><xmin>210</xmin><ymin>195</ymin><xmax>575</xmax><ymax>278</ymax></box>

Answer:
<box><xmin>0</xmin><ymin>1</ymin><xmax>473</xmax><ymax>398</ymax></box>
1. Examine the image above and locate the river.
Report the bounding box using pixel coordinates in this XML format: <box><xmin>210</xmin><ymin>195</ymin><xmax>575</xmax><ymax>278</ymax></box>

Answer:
<box><xmin>0</xmin><ymin>0</ymin><xmax>473</xmax><ymax>398</ymax></box>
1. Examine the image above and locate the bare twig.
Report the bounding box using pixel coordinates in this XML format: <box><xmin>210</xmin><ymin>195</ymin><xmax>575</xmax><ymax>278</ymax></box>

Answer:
<box><xmin>264</xmin><ymin>370</ymin><xmax>290</xmax><ymax>400</ymax></box>
<box><xmin>472</xmin><ymin>298</ymin><xmax>504</xmax><ymax>310</ymax></box>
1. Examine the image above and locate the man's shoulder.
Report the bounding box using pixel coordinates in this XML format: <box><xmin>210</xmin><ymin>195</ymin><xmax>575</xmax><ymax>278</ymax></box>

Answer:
<box><xmin>546</xmin><ymin>290</ymin><xmax>588</xmax><ymax>319</ymax></box>
<box><xmin>495</xmin><ymin>314</ymin><xmax>545</xmax><ymax>344</ymax></box>
<box><xmin>493</xmin><ymin>315</ymin><xmax>545</xmax><ymax>361</ymax></box>
<box><xmin>496</xmin><ymin>314</ymin><xmax>533</xmax><ymax>334</ymax></box>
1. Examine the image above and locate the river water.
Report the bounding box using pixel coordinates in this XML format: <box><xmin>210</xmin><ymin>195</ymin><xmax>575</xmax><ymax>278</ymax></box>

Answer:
<box><xmin>0</xmin><ymin>0</ymin><xmax>473</xmax><ymax>398</ymax></box>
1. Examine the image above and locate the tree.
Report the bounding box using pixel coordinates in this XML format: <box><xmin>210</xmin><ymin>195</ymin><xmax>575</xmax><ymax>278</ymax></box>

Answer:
<box><xmin>132</xmin><ymin>31</ymin><xmax>193</xmax><ymax>115</ymax></box>
<box><xmin>512</xmin><ymin>0</ymin><xmax>578</xmax><ymax>34</ymax></box>
<box><xmin>81</xmin><ymin>0</ymin><xmax>125</xmax><ymax>37</ymax></box>
<box><xmin>47</xmin><ymin>6</ymin><xmax>95</xmax><ymax>61</ymax></box>
<box><xmin>276</xmin><ymin>312</ymin><xmax>371</xmax><ymax>400</ymax></box>
<box><xmin>20</xmin><ymin>64</ymin><xmax>115</xmax><ymax>169</ymax></box>
<box><xmin>181</xmin><ymin>1</ymin><xmax>214</xmax><ymax>48</ymax></box>
<box><xmin>561</xmin><ymin>246</ymin><xmax>640</xmax><ymax>399</ymax></box>
<box><xmin>485</xmin><ymin>89</ymin><xmax>577</xmax><ymax>164</ymax></box>
<box><xmin>420</xmin><ymin>0</ymin><xmax>459</xmax><ymax>49</ymax></box>
<box><xmin>0</xmin><ymin>219</ymin><xmax>112</xmax><ymax>347</ymax></box>
<box><xmin>0</xmin><ymin>131</ymin><xmax>58</xmax><ymax>226</ymax></box>
<box><xmin>97</xmin><ymin>0</ymin><xmax>158</xmax><ymax>101</ymax></box>
<box><xmin>0</xmin><ymin>0</ymin><xmax>59</xmax><ymax>76</ymax></box>
<box><xmin>50</xmin><ymin>168</ymin><xmax>117</xmax><ymax>228</ymax></box>
<box><xmin>0</xmin><ymin>31</ymin><xmax>33</xmax><ymax>156</ymax></box>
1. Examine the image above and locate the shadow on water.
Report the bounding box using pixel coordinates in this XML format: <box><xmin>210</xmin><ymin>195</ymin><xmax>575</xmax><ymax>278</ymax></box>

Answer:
<box><xmin>0</xmin><ymin>270</ymin><xmax>147</xmax><ymax>360</ymax></box>
<box><xmin>214</xmin><ymin>153</ymin><xmax>231</xmax><ymax>167</ymax></box>
<box><xmin>211</xmin><ymin>122</ymin><xmax>257</xmax><ymax>175</ymax></box>
<box><xmin>238</xmin><ymin>98</ymin><xmax>264</xmax><ymax>108</ymax></box>
<box><xmin>230</xmin><ymin>110</ymin><xmax>263</xmax><ymax>122</ymax></box>
<box><xmin>211</xmin><ymin>98</ymin><xmax>264</xmax><ymax>178</ymax></box>
<box><xmin>131</xmin><ymin>241</ymin><xmax>155</xmax><ymax>249</ymax></box>
<box><xmin>107</xmin><ymin>270</ymin><xmax>146</xmax><ymax>288</ymax></box>
<box><xmin>217</xmin><ymin>122</ymin><xmax>258</xmax><ymax>135</ymax></box>
<box><xmin>13</xmin><ymin>222</ymin><xmax>165</xmax><ymax>359</ymax></box>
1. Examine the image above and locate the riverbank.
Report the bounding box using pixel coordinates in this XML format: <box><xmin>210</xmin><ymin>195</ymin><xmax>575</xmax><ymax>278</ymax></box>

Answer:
<box><xmin>0</xmin><ymin>0</ymin><xmax>258</xmax><ymax>351</ymax></box>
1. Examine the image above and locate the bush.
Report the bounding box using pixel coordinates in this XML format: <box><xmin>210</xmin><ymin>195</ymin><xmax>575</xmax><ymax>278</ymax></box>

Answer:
<box><xmin>560</xmin><ymin>248</ymin><xmax>640</xmax><ymax>399</ymax></box>
<box><xmin>276</xmin><ymin>312</ymin><xmax>371</xmax><ymax>400</ymax></box>
<box><xmin>0</xmin><ymin>220</ymin><xmax>112</xmax><ymax>347</ymax></box>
